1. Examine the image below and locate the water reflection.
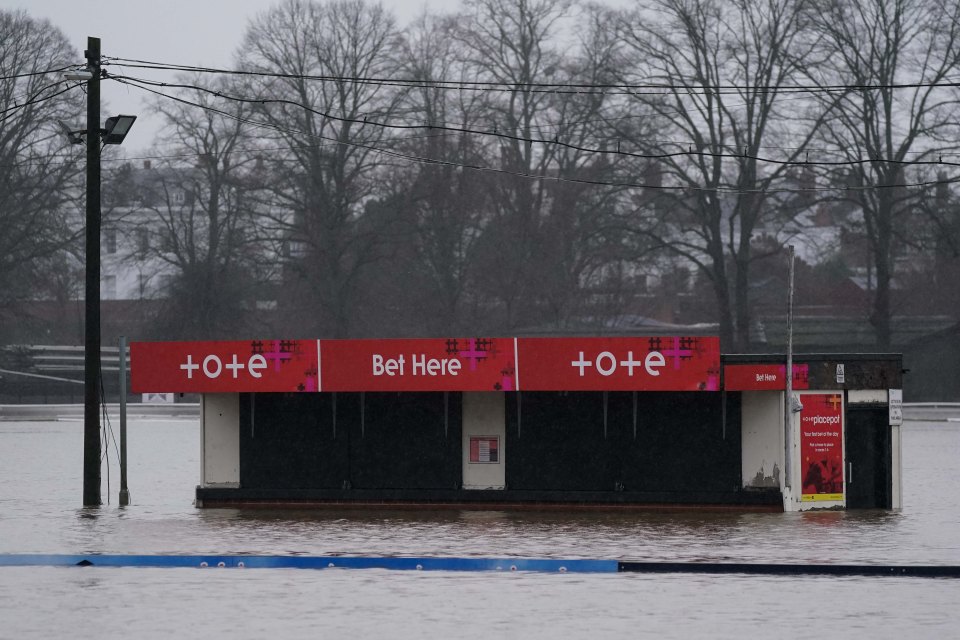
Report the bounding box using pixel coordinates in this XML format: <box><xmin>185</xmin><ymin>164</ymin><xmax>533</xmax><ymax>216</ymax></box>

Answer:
<box><xmin>164</xmin><ymin>500</ymin><xmax>938</xmax><ymax>565</ymax></box>
<box><xmin>2</xmin><ymin>418</ymin><xmax>960</xmax><ymax>639</ymax></box>
<box><xmin>0</xmin><ymin>419</ymin><xmax>958</xmax><ymax>565</ymax></box>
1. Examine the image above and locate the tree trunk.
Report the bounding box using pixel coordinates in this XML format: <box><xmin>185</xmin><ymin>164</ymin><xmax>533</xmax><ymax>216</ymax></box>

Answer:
<box><xmin>871</xmin><ymin>209</ymin><xmax>894</xmax><ymax>349</ymax></box>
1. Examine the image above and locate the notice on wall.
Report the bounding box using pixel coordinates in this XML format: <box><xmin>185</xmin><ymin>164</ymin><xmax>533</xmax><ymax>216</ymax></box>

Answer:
<box><xmin>469</xmin><ymin>436</ymin><xmax>500</xmax><ymax>464</ymax></box>
<box><xmin>889</xmin><ymin>389</ymin><xmax>903</xmax><ymax>426</ymax></box>
<box><xmin>800</xmin><ymin>393</ymin><xmax>844</xmax><ymax>503</ymax></box>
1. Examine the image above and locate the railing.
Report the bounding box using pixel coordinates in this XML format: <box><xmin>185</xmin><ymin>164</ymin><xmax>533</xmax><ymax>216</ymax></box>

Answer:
<box><xmin>0</xmin><ymin>403</ymin><xmax>199</xmax><ymax>421</ymax></box>
<box><xmin>903</xmin><ymin>402</ymin><xmax>960</xmax><ymax>421</ymax></box>
<box><xmin>904</xmin><ymin>402</ymin><xmax>960</xmax><ymax>409</ymax></box>
<box><xmin>0</xmin><ymin>344</ymin><xmax>124</xmax><ymax>404</ymax></box>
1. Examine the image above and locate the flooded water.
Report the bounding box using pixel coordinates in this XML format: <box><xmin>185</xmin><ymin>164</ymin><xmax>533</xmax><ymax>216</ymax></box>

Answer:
<box><xmin>1</xmin><ymin>415</ymin><xmax>959</xmax><ymax>638</ymax></box>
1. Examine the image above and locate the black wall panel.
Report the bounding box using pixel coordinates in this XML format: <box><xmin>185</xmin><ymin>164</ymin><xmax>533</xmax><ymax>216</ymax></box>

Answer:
<box><xmin>241</xmin><ymin>390</ymin><xmax>739</xmax><ymax>496</ymax></box>
<box><xmin>240</xmin><ymin>392</ymin><xmax>461</xmax><ymax>491</ymax></box>
<box><xmin>618</xmin><ymin>392</ymin><xmax>741</xmax><ymax>493</ymax></box>
<box><xmin>239</xmin><ymin>392</ymin><xmax>349</xmax><ymax>490</ymax></box>
<box><xmin>349</xmin><ymin>392</ymin><xmax>461</xmax><ymax>490</ymax></box>
<box><xmin>845</xmin><ymin>404</ymin><xmax>892</xmax><ymax>509</ymax></box>
<box><xmin>505</xmin><ymin>392</ymin><xmax>620</xmax><ymax>491</ymax></box>
<box><xmin>505</xmin><ymin>391</ymin><xmax>740</xmax><ymax>494</ymax></box>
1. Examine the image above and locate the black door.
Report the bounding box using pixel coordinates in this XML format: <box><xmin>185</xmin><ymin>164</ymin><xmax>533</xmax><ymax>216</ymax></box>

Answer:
<box><xmin>844</xmin><ymin>403</ymin><xmax>892</xmax><ymax>508</ymax></box>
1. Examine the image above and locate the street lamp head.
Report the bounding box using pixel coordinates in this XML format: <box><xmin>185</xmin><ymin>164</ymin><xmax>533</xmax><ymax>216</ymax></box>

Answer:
<box><xmin>102</xmin><ymin>115</ymin><xmax>137</xmax><ymax>145</ymax></box>
<box><xmin>64</xmin><ymin>68</ymin><xmax>94</xmax><ymax>82</ymax></box>
<box><xmin>57</xmin><ymin>120</ymin><xmax>85</xmax><ymax>145</ymax></box>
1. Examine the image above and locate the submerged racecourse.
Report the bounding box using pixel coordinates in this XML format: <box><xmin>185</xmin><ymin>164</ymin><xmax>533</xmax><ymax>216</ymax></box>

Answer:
<box><xmin>1</xmin><ymin>408</ymin><xmax>959</xmax><ymax>638</ymax></box>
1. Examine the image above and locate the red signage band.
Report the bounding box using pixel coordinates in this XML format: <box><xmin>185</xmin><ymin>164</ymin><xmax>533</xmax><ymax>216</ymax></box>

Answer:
<box><xmin>320</xmin><ymin>338</ymin><xmax>516</xmax><ymax>392</ymax></box>
<box><xmin>130</xmin><ymin>336</ymin><xmax>720</xmax><ymax>394</ymax></box>
<box><xmin>517</xmin><ymin>336</ymin><xmax>720</xmax><ymax>392</ymax></box>
<box><xmin>724</xmin><ymin>364</ymin><xmax>810</xmax><ymax>391</ymax></box>
<box><xmin>131</xmin><ymin>339</ymin><xmax>319</xmax><ymax>394</ymax></box>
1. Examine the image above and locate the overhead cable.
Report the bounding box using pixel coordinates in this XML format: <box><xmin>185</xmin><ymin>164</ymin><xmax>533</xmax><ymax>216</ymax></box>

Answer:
<box><xmin>110</xmin><ymin>76</ymin><xmax>960</xmax><ymax>195</ymax></box>
<box><xmin>101</xmin><ymin>57</ymin><xmax>960</xmax><ymax>95</ymax></box>
<box><xmin>108</xmin><ymin>73</ymin><xmax>960</xmax><ymax>171</ymax></box>
<box><xmin>0</xmin><ymin>65</ymin><xmax>74</xmax><ymax>81</ymax></box>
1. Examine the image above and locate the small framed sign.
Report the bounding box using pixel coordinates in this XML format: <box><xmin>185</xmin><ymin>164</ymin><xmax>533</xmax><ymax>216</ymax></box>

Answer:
<box><xmin>889</xmin><ymin>389</ymin><xmax>903</xmax><ymax>426</ymax></box>
<box><xmin>469</xmin><ymin>436</ymin><xmax>499</xmax><ymax>464</ymax></box>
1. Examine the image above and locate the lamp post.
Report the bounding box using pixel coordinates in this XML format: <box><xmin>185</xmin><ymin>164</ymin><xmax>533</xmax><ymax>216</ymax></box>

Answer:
<box><xmin>67</xmin><ymin>37</ymin><xmax>137</xmax><ymax>507</ymax></box>
<box><xmin>82</xmin><ymin>36</ymin><xmax>101</xmax><ymax>507</ymax></box>
<box><xmin>784</xmin><ymin>245</ymin><xmax>796</xmax><ymax>494</ymax></box>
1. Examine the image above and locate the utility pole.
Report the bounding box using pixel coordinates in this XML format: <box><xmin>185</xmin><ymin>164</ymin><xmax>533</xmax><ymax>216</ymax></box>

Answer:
<box><xmin>83</xmin><ymin>36</ymin><xmax>102</xmax><ymax>507</ymax></box>
<box><xmin>119</xmin><ymin>336</ymin><xmax>130</xmax><ymax>506</ymax></box>
<box><xmin>784</xmin><ymin>245</ymin><xmax>795</xmax><ymax>492</ymax></box>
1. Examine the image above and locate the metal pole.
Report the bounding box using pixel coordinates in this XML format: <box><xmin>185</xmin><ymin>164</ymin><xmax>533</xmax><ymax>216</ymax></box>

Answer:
<box><xmin>83</xmin><ymin>36</ymin><xmax>102</xmax><ymax>507</ymax></box>
<box><xmin>784</xmin><ymin>245</ymin><xmax>795</xmax><ymax>491</ymax></box>
<box><xmin>119</xmin><ymin>335</ymin><xmax>130</xmax><ymax>506</ymax></box>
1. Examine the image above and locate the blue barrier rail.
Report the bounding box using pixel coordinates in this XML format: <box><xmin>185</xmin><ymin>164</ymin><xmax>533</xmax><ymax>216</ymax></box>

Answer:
<box><xmin>2</xmin><ymin>554</ymin><xmax>959</xmax><ymax>577</ymax></box>
<box><xmin>0</xmin><ymin>554</ymin><xmax>615</xmax><ymax>573</ymax></box>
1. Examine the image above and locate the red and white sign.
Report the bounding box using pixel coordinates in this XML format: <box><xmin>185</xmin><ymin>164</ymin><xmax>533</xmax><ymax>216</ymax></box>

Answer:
<box><xmin>517</xmin><ymin>336</ymin><xmax>720</xmax><ymax>391</ymax></box>
<box><xmin>724</xmin><ymin>364</ymin><xmax>810</xmax><ymax>391</ymax></box>
<box><xmin>320</xmin><ymin>338</ymin><xmax>515</xmax><ymax>392</ymax></box>
<box><xmin>131</xmin><ymin>339</ymin><xmax>319</xmax><ymax>393</ymax></box>
<box><xmin>130</xmin><ymin>335</ymin><xmax>720</xmax><ymax>393</ymax></box>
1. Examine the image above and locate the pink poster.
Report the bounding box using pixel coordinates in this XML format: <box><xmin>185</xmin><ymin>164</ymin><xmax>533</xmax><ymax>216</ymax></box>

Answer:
<box><xmin>800</xmin><ymin>393</ymin><xmax>844</xmax><ymax>503</ymax></box>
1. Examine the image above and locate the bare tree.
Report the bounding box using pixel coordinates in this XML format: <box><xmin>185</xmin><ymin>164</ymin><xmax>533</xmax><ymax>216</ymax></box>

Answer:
<box><xmin>454</xmin><ymin>0</ymin><xmax>572</xmax><ymax>330</ymax></box>
<box><xmin>527</xmin><ymin>5</ymin><xmax>635</xmax><ymax>328</ymax></box>
<box><xmin>808</xmin><ymin>0</ymin><xmax>960</xmax><ymax>348</ymax></box>
<box><xmin>456</xmin><ymin>0</ymin><xmax>629</xmax><ymax>331</ymax></box>
<box><xmin>0</xmin><ymin>10</ymin><xmax>83</xmax><ymax>320</ymax></box>
<box><xmin>109</xmin><ymin>77</ymin><xmax>262</xmax><ymax>338</ymax></box>
<box><xmin>615</xmin><ymin>0</ymin><xmax>823</xmax><ymax>349</ymax></box>
<box><xmin>385</xmin><ymin>12</ymin><xmax>492</xmax><ymax>334</ymax></box>
<box><xmin>927</xmin><ymin>178</ymin><xmax>960</xmax><ymax>318</ymax></box>
<box><xmin>237</xmin><ymin>0</ymin><xmax>405</xmax><ymax>337</ymax></box>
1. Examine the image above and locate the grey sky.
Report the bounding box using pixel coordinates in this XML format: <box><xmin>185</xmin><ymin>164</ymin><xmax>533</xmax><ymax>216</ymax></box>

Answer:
<box><xmin>3</xmin><ymin>0</ymin><xmax>448</xmax><ymax>151</ymax></box>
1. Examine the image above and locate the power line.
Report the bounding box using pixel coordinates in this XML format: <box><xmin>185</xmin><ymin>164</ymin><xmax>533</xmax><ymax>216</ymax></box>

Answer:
<box><xmin>0</xmin><ymin>65</ymin><xmax>74</xmax><ymax>82</ymax></box>
<box><xmin>0</xmin><ymin>81</ymin><xmax>78</xmax><ymax>125</ymax></box>
<box><xmin>100</xmin><ymin>59</ymin><xmax>960</xmax><ymax>158</ymax></box>
<box><xmin>102</xmin><ymin>56</ymin><xmax>960</xmax><ymax>94</ymax></box>
<box><xmin>0</xmin><ymin>129</ymin><xmax>459</xmax><ymax>170</ymax></box>
<box><xmin>113</xmin><ymin>56</ymin><xmax>848</xmax><ymax>143</ymax></box>
<box><xmin>108</xmin><ymin>73</ymin><xmax>960</xmax><ymax>171</ymax></box>
<box><xmin>110</xmin><ymin>76</ymin><xmax>960</xmax><ymax>195</ymax></box>
<box><xmin>334</xmin><ymin>86</ymin><xmax>959</xmax><ymax>161</ymax></box>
